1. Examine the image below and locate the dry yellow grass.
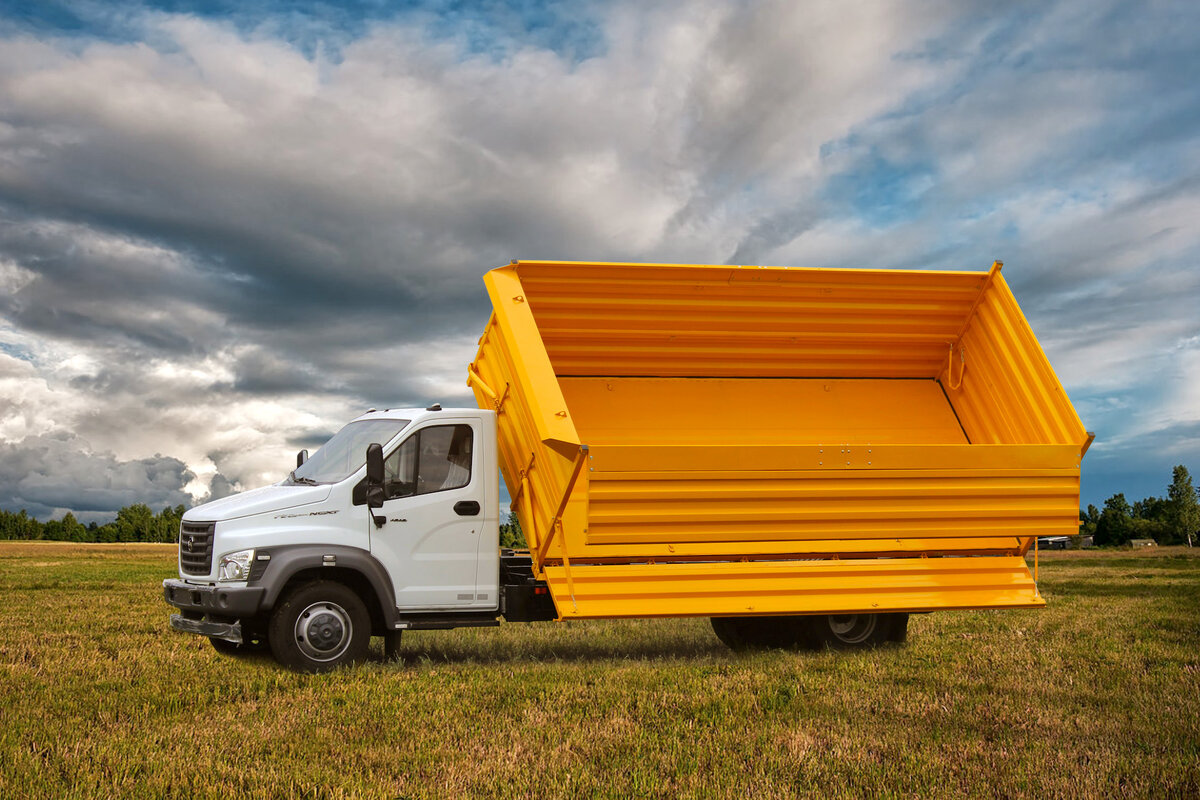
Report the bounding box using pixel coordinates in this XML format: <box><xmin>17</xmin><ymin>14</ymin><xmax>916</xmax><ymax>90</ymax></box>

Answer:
<box><xmin>1</xmin><ymin>542</ymin><xmax>1197</xmax><ymax>798</ymax></box>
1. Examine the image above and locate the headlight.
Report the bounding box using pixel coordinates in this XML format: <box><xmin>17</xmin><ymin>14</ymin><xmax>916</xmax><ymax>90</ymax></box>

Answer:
<box><xmin>217</xmin><ymin>549</ymin><xmax>255</xmax><ymax>582</ymax></box>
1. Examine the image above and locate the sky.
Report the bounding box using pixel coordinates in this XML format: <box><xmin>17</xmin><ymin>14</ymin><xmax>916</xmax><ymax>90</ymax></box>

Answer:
<box><xmin>0</xmin><ymin>0</ymin><xmax>1197</xmax><ymax>523</ymax></box>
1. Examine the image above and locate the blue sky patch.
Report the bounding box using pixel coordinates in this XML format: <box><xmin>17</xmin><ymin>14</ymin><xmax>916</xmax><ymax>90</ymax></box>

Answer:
<box><xmin>0</xmin><ymin>0</ymin><xmax>607</xmax><ymax>61</ymax></box>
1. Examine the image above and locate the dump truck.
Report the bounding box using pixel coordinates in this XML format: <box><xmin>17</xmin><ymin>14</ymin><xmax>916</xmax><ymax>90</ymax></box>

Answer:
<box><xmin>164</xmin><ymin>260</ymin><xmax>1091</xmax><ymax>672</ymax></box>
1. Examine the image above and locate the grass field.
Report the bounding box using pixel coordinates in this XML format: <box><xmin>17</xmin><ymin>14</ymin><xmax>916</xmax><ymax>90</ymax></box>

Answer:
<box><xmin>1</xmin><ymin>542</ymin><xmax>1197</xmax><ymax>799</ymax></box>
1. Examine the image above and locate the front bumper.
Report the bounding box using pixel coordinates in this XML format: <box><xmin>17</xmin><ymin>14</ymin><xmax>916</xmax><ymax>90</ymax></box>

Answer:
<box><xmin>169</xmin><ymin>614</ymin><xmax>244</xmax><ymax>644</ymax></box>
<box><xmin>162</xmin><ymin>578</ymin><xmax>266</xmax><ymax>618</ymax></box>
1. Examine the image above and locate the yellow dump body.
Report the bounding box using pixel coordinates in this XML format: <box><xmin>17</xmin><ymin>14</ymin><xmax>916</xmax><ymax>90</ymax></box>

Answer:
<box><xmin>468</xmin><ymin>261</ymin><xmax>1089</xmax><ymax>620</ymax></box>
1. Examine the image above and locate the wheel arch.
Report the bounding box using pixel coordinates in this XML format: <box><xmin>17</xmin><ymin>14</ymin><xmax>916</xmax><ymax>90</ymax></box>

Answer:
<box><xmin>253</xmin><ymin>545</ymin><xmax>398</xmax><ymax>635</ymax></box>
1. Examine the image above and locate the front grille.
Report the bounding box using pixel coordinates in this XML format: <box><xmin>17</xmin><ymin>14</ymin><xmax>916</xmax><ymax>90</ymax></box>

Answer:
<box><xmin>179</xmin><ymin>522</ymin><xmax>215</xmax><ymax>575</ymax></box>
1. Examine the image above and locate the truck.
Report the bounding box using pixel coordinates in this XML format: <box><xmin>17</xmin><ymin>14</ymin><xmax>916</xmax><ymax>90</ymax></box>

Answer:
<box><xmin>164</xmin><ymin>260</ymin><xmax>1092</xmax><ymax>672</ymax></box>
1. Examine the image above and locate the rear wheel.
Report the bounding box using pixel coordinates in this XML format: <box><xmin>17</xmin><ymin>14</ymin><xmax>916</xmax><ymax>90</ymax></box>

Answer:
<box><xmin>711</xmin><ymin>616</ymin><xmax>815</xmax><ymax>651</ymax></box>
<box><xmin>807</xmin><ymin>612</ymin><xmax>908</xmax><ymax>650</ymax></box>
<box><xmin>268</xmin><ymin>581</ymin><xmax>371</xmax><ymax>673</ymax></box>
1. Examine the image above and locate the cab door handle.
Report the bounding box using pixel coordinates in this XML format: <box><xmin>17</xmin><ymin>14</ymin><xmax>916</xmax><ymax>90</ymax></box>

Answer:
<box><xmin>454</xmin><ymin>500</ymin><xmax>480</xmax><ymax>516</ymax></box>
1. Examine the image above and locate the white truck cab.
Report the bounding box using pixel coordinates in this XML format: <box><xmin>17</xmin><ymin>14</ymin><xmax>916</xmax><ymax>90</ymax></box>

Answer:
<box><xmin>164</xmin><ymin>405</ymin><xmax>553</xmax><ymax>671</ymax></box>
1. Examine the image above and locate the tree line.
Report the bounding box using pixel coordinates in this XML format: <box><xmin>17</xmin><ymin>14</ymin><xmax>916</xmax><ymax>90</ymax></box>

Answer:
<box><xmin>0</xmin><ymin>466</ymin><xmax>1196</xmax><ymax>547</ymax></box>
<box><xmin>0</xmin><ymin>504</ymin><xmax>185</xmax><ymax>543</ymax></box>
<box><xmin>1080</xmin><ymin>465</ymin><xmax>1198</xmax><ymax>547</ymax></box>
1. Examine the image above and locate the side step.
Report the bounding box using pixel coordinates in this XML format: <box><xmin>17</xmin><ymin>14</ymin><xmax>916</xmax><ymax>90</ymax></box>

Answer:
<box><xmin>393</xmin><ymin>612</ymin><xmax>500</xmax><ymax>631</ymax></box>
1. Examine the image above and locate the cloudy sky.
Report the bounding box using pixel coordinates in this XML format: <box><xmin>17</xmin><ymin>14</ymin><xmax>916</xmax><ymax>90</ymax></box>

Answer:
<box><xmin>0</xmin><ymin>0</ymin><xmax>1197</xmax><ymax>522</ymax></box>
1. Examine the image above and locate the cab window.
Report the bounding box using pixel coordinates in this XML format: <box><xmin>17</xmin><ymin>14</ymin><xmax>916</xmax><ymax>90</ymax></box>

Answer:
<box><xmin>383</xmin><ymin>424</ymin><xmax>473</xmax><ymax>499</ymax></box>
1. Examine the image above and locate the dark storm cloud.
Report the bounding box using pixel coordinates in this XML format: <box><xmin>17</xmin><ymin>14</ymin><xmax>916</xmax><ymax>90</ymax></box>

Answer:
<box><xmin>0</xmin><ymin>433</ymin><xmax>194</xmax><ymax>518</ymax></box>
<box><xmin>202</xmin><ymin>472</ymin><xmax>239</xmax><ymax>502</ymax></box>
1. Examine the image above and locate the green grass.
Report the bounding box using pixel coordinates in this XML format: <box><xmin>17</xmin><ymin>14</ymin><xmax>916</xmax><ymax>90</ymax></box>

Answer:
<box><xmin>1</xmin><ymin>542</ymin><xmax>1198</xmax><ymax>799</ymax></box>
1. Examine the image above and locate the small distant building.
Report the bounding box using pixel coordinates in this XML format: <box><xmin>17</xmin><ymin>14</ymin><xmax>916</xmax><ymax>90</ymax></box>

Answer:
<box><xmin>1127</xmin><ymin>539</ymin><xmax>1158</xmax><ymax>548</ymax></box>
<box><xmin>1039</xmin><ymin>536</ymin><xmax>1070</xmax><ymax>550</ymax></box>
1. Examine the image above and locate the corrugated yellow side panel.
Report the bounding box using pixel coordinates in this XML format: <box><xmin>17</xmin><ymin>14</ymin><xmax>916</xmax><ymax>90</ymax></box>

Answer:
<box><xmin>518</xmin><ymin>261</ymin><xmax>989</xmax><ymax>378</ymax></box>
<box><xmin>544</xmin><ymin>556</ymin><xmax>1043</xmax><ymax>619</ymax></box>
<box><xmin>941</xmin><ymin>272</ymin><xmax>1088</xmax><ymax>447</ymax></box>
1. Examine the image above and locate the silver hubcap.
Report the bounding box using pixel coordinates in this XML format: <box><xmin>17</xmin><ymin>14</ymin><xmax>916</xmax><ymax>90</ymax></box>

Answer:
<box><xmin>827</xmin><ymin>614</ymin><xmax>878</xmax><ymax>644</ymax></box>
<box><xmin>294</xmin><ymin>601</ymin><xmax>353</xmax><ymax>662</ymax></box>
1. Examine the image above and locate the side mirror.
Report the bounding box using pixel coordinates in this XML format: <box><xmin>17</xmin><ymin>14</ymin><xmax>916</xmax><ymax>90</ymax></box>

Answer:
<box><xmin>296</xmin><ymin>449</ymin><xmax>308</xmax><ymax>468</ymax></box>
<box><xmin>365</xmin><ymin>443</ymin><xmax>386</xmax><ymax>528</ymax></box>
<box><xmin>366</xmin><ymin>443</ymin><xmax>384</xmax><ymax>486</ymax></box>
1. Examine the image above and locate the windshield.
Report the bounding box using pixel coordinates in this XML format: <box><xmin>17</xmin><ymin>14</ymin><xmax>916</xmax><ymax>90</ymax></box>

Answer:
<box><xmin>290</xmin><ymin>419</ymin><xmax>410</xmax><ymax>484</ymax></box>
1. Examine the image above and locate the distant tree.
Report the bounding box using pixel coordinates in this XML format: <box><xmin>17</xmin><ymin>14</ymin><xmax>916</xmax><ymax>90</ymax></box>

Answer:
<box><xmin>42</xmin><ymin>518</ymin><xmax>63</xmax><ymax>540</ymax></box>
<box><xmin>1095</xmin><ymin>493</ymin><xmax>1134</xmax><ymax>546</ymax></box>
<box><xmin>115</xmin><ymin>503</ymin><xmax>154</xmax><ymax>542</ymax></box>
<box><xmin>499</xmin><ymin>511</ymin><xmax>526</xmax><ymax>549</ymax></box>
<box><xmin>0</xmin><ymin>509</ymin><xmax>43</xmax><ymax>540</ymax></box>
<box><xmin>60</xmin><ymin>512</ymin><xmax>87</xmax><ymax>542</ymax></box>
<box><xmin>40</xmin><ymin>512</ymin><xmax>87</xmax><ymax>542</ymax></box>
<box><xmin>154</xmin><ymin>504</ymin><xmax>187</xmax><ymax>542</ymax></box>
<box><xmin>1166</xmin><ymin>465</ymin><xmax>1199</xmax><ymax>547</ymax></box>
<box><xmin>1132</xmin><ymin>496</ymin><xmax>1168</xmax><ymax>522</ymax></box>
<box><xmin>1079</xmin><ymin>504</ymin><xmax>1100</xmax><ymax>540</ymax></box>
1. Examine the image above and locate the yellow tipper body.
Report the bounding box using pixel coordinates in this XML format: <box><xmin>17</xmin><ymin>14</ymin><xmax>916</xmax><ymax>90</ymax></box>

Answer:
<box><xmin>468</xmin><ymin>261</ymin><xmax>1089</xmax><ymax>620</ymax></box>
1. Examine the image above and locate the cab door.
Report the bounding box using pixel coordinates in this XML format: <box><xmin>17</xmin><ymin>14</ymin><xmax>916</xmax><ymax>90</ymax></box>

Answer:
<box><xmin>369</xmin><ymin>420</ymin><xmax>487</xmax><ymax>609</ymax></box>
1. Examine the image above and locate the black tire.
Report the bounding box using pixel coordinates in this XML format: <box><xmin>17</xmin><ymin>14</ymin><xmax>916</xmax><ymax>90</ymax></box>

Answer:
<box><xmin>807</xmin><ymin>612</ymin><xmax>907</xmax><ymax>651</ymax></box>
<box><xmin>209</xmin><ymin>632</ymin><xmax>269</xmax><ymax>656</ymax></box>
<box><xmin>711</xmin><ymin>617</ymin><xmax>754</xmax><ymax>651</ymax></box>
<box><xmin>268</xmin><ymin>581</ymin><xmax>371</xmax><ymax>673</ymax></box>
<box><xmin>711</xmin><ymin>616</ymin><xmax>815</xmax><ymax>651</ymax></box>
<box><xmin>886</xmin><ymin>612</ymin><xmax>910</xmax><ymax>644</ymax></box>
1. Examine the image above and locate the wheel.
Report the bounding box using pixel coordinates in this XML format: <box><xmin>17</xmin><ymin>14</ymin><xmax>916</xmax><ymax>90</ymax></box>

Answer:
<box><xmin>711</xmin><ymin>616</ymin><xmax>814</xmax><ymax>651</ymax></box>
<box><xmin>209</xmin><ymin>619</ymin><xmax>269</xmax><ymax>656</ymax></box>
<box><xmin>268</xmin><ymin>581</ymin><xmax>371</xmax><ymax>673</ymax></box>
<box><xmin>711</xmin><ymin>617</ymin><xmax>754</xmax><ymax>651</ymax></box>
<box><xmin>806</xmin><ymin>612</ymin><xmax>908</xmax><ymax>650</ymax></box>
<box><xmin>209</xmin><ymin>634</ymin><xmax>268</xmax><ymax>656</ymax></box>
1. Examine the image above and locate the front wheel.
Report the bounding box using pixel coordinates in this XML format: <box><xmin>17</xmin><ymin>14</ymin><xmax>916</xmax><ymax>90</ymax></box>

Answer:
<box><xmin>209</xmin><ymin>633</ymin><xmax>268</xmax><ymax>656</ymax></box>
<box><xmin>268</xmin><ymin>581</ymin><xmax>371</xmax><ymax>673</ymax></box>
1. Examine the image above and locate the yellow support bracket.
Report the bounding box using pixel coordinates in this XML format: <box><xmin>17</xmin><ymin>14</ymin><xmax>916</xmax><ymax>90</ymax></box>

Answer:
<box><xmin>467</xmin><ymin>365</ymin><xmax>511</xmax><ymax>413</ymax></box>
<box><xmin>530</xmin><ymin>445</ymin><xmax>588</xmax><ymax>613</ymax></box>
<box><xmin>535</xmin><ymin>445</ymin><xmax>589</xmax><ymax>567</ymax></box>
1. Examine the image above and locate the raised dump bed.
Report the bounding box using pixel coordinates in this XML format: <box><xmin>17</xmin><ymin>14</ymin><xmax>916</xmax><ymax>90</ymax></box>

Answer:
<box><xmin>468</xmin><ymin>261</ymin><xmax>1090</xmax><ymax>620</ymax></box>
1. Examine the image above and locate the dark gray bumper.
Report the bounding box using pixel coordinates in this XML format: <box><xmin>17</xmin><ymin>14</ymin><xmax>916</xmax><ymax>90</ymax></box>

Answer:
<box><xmin>169</xmin><ymin>614</ymin><xmax>243</xmax><ymax>644</ymax></box>
<box><xmin>162</xmin><ymin>579</ymin><xmax>266</xmax><ymax>618</ymax></box>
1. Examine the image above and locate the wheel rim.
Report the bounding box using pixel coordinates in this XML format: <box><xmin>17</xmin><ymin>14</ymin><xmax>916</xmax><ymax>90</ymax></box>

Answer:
<box><xmin>826</xmin><ymin>614</ymin><xmax>878</xmax><ymax>644</ymax></box>
<box><xmin>294</xmin><ymin>601</ymin><xmax>354</xmax><ymax>662</ymax></box>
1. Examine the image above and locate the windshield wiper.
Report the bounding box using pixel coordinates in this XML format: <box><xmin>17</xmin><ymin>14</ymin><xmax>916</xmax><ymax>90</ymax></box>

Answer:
<box><xmin>288</xmin><ymin>471</ymin><xmax>320</xmax><ymax>486</ymax></box>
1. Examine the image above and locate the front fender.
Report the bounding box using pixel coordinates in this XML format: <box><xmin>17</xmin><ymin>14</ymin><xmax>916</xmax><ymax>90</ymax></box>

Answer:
<box><xmin>252</xmin><ymin>545</ymin><xmax>398</xmax><ymax>627</ymax></box>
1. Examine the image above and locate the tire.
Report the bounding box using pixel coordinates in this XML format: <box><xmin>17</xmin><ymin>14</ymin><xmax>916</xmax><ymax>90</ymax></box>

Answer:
<box><xmin>268</xmin><ymin>581</ymin><xmax>371</xmax><ymax>673</ymax></box>
<box><xmin>711</xmin><ymin>617</ymin><xmax>754</xmax><ymax>651</ymax></box>
<box><xmin>209</xmin><ymin>633</ymin><xmax>268</xmax><ymax>656</ymax></box>
<box><xmin>807</xmin><ymin>612</ymin><xmax>907</xmax><ymax>651</ymax></box>
<box><xmin>711</xmin><ymin>616</ymin><xmax>815</xmax><ymax>651</ymax></box>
